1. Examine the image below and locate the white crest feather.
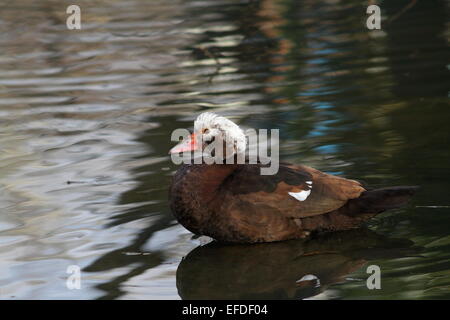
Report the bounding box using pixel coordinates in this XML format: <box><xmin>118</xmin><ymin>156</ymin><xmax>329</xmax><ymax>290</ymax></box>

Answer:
<box><xmin>194</xmin><ymin>112</ymin><xmax>246</xmax><ymax>156</ymax></box>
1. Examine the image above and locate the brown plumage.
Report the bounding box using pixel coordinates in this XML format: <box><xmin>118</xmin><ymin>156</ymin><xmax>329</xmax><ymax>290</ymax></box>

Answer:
<box><xmin>168</xmin><ymin>113</ymin><xmax>418</xmax><ymax>243</ymax></box>
<box><xmin>169</xmin><ymin>161</ymin><xmax>417</xmax><ymax>243</ymax></box>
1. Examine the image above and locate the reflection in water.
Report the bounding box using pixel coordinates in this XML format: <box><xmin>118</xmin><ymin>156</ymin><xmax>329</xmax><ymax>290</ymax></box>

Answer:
<box><xmin>0</xmin><ymin>0</ymin><xmax>449</xmax><ymax>299</ymax></box>
<box><xmin>177</xmin><ymin>229</ymin><xmax>419</xmax><ymax>300</ymax></box>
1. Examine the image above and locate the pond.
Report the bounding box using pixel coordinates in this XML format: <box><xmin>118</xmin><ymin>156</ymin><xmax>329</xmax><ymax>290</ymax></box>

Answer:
<box><xmin>0</xmin><ymin>0</ymin><xmax>449</xmax><ymax>299</ymax></box>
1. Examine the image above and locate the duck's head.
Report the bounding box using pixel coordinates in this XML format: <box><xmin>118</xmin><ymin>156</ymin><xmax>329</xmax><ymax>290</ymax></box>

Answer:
<box><xmin>169</xmin><ymin>112</ymin><xmax>246</xmax><ymax>159</ymax></box>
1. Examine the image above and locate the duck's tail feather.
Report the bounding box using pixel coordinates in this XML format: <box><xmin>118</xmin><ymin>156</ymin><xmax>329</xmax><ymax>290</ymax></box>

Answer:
<box><xmin>344</xmin><ymin>186</ymin><xmax>419</xmax><ymax>216</ymax></box>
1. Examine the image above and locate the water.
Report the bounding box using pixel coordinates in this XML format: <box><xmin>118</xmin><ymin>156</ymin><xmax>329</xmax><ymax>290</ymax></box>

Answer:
<box><xmin>0</xmin><ymin>0</ymin><xmax>449</xmax><ymax>299</ymax></box>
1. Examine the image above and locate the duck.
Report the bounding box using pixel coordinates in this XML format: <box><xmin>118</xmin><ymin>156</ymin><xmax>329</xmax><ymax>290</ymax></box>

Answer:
<box><xmin>168</xmin><ymin>112</ymin><xmax>417</xmax><ymax>243</ymax></box>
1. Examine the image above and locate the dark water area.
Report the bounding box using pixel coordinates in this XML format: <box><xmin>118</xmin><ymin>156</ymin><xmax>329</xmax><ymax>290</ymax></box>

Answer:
<box><xmin>0</xmin><ymin>0</ymin><xmax>449</xmax><ymax>299</ymax></box>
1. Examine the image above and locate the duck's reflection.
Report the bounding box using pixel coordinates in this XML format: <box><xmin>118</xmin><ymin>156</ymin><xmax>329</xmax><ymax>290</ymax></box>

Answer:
<box><xmin>176</xmin><ymin>229</ymin><xmax>419</xmax><ymax>300</ymax></box>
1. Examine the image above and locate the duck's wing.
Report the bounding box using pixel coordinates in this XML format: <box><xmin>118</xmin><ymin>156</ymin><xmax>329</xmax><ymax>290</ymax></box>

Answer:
<box><xmin>220</xmin><ymin>163</ymin><xmax>365</xmax><ymax>218</ymax></box>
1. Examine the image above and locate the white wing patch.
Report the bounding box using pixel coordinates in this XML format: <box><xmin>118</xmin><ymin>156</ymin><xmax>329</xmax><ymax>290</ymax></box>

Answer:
<box><xmin>288</xmin><ymin>189</ymin><xmax>311</xmax><ymax>201</ymax></box>
<box><xmin>288</xmin><ymin>181</ymin><xmax>313</xmax><ymax>202</ymax></box>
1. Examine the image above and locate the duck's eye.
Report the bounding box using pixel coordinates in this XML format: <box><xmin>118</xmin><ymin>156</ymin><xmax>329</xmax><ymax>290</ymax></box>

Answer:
<box><xmin>202</xmin><ymin>128</ymin><xmax>210</xmax><ymax>134</ymax></box>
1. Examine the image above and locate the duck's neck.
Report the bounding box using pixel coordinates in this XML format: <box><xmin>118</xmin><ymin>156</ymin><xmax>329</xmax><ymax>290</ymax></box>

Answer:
<box><xmin>185</xmin><ymin>163</ymin><xmax>238</xmax><ymax>202</ymax></box>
